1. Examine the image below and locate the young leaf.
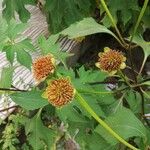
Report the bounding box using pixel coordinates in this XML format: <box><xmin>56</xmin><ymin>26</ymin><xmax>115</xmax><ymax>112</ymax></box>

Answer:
<box><xmin>10</xmin><ymin>91</ymin><xmax>49</xmax><ymax>110</ymax></box>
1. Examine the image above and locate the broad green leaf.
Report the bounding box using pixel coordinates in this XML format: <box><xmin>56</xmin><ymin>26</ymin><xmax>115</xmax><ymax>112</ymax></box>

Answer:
<box><xmin>0</xmin><ymin>67</ymin><xmax>13</xmax><ymax>88</ymax></box>
<box><xmin>67</xmin><ymin>118</ymin><xmax>94</xmax><ymax>149</ymax></box>
<box><xmin>132</xmin><ymin>35</ymin><xmax>150</xmax><ymax>62</ymax></box>
<box><xmin>10</xmin><ymin>91</ymin><xmax>49</xmax><ymax>110</ymax></box>
<box><xmin>25</xmin><ymin>110</ymin><xmax>56</xmax><ymax>150</ymax></box>
<box><xmin>16</xmin><ymin>49</ymin><xmax>32</xmax><ymax>69</ymax></box>
<box><xmin>67</xmin><ymin>120</ymin><xmax>115</xmax><ymax>149</ymax></box>
<box><xmin>95</xmin><ymin>107</ymin><xmax>147</xmax><ymax>145</ymax></box>
<box><xmin>44</xmin><ymin>0</ymin><xmax>94</xmax><ymax>33</ymax></box>
<box><xmin>61</xmin><ymin>17</ymin><xmax>121</xmax><ymax>44</ymax></box>
<box><xmin>85</xmin><ymin>132</ymin><xmax>116</xmax><ymax>150</ymax></box>
<box><xmin>2</xmin><ymin>0</ymin><xmax>35</xmax><ymax>22</ymax></box>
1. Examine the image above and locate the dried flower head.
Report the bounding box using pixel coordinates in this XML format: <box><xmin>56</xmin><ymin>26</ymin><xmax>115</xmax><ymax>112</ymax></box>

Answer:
<box><xmin>95</xmin><ymin>47</ymin><xmax>126</xmax><ymax>75</ymax></box>
<box><xmin>33</xmin><ymin>55</ymin><xmax>55</xmax><ymax>81</ymax></box>
<box><xmin>45</xmin><ymin>78</ymin><xmax>75</xmax><ymax>107</ymax></box>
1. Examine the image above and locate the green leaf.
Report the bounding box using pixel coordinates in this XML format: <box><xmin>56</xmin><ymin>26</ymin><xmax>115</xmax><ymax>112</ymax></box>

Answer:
<box><xmin>0</xmin><ymin>67</ymin><xmax>14</xmax><ymax>88</ymax></box>
<box><xmin>142</xmin><ymin>6</ymin><xmax>150</xmax><ymax>28</ymax></box>
<box><xmin>2</xmin><ymin>45</ymin><xmax>15</xmax><ymax>64</ymax></box>
<box><xmin>132</xmin><ymin>35</ymin><xmax>150</xmax><ymax>60</ymax></box>
<box><xmin>56</xmin><ymin>100</ymin><xmax>87</xmax><ymax>122</ymax></box>
<box><xmin>25</xmin><ymin>110</ymin><xmax>56</xmax><ymax>150</ymax></box>
<box><xmin>95</xmin><ymin>107</ymin><xmax>147</xmax><ymax>145</ymax></box>
<box><xmin>44</xmin><ymin>0</ymin><xmax>94</xmax><ymax>33</ymax></box>
<box><xmin>10</xmin><ymin>91</ymin><xmax>49</xmax><ymax>110</ymax></box>
<box><xmin>61</xmin><ymin>17</ymin><xmax>121</xmax><ymax>44</ymax></box>
<box><xmin>17</xmin><ymin>38</ymin><xmax>35</xmax><ymax>51</ymax></box>
<box><xmin>85</xmin><ymin>132</ymin><xmax>116</xmax><ymax>150</ymax></box>
<box><xmin>38</xmin><ymin>35</ymin><xmax>72</xmax><ymax>67</ymax></box>
<box><xmin>2</xmin><ymin>0</ymin><xmax>35</xmax><ymax>22</ymax></box>
<box><xmin>125</xmin><ymin>91</ymin><xmax>141</xmax><ymax>113</ymax></box>
<box><xmin>101</xmin><ymin>0</ymin><xmax>139</xmax><ymax>26</ymax></box>
<box><xmin>0</xmin><ymin>18</ymin><xmax>8</xmax><ymax>50</ymax></box>
<box><xmin>16</xmin><ymin>49</ymin><xmax>32</xmax><ymax>69</ymax></box>
<box><xmin>77</xmin><ymin>66</ymin><xmax>106</xmax><ymax>84</ymax></box>
<box><xmin>141</xmin><ymin>81</ymin><xmax>150</xmax><ymax>86</ymax></box>
<box><xmin>6</xmin><ymin>20</ymin><xmax>27</xmax><ymax>39</ymax></box>
<box><xmin>67</xmin><ymin>118</ymin><xmax>94</xmax><ymax>149</ymax></box>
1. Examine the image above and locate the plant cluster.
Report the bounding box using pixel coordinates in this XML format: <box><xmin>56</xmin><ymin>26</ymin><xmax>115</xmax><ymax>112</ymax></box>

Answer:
<box><xmin>0</xmin><ymin>0</ymin><xmax>150</xmax><ymax>150</ymax></box>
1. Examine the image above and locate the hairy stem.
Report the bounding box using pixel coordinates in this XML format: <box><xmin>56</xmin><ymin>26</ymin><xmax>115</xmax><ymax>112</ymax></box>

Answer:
<box><xmin>76</xmin><ymin>91</ymin><xmax>139</xmax><ymax>150</ymax></box>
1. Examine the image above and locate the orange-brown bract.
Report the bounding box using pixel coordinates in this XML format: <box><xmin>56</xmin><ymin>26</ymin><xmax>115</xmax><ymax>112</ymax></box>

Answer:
<box><xmin>45</xmin><ymin>78</ymin><xmax>75</xmax><ymax>107</ymax></box>
<box><xmin>95</xmin><ymin>48</ymin><xmax>126</xmax><ymax>75</ymax></box>
<box><xmin>32</xmin><ymin>55</ymin><xmax>55</xmax><ymax>81</ymax></box>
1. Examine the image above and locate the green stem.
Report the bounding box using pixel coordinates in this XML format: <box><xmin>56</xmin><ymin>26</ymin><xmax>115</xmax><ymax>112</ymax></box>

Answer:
<box><xmin>138</xmin><ymin>57</ymin><xmax>147</xmax><ymax>76</ymax></box>
<box><xmin>130</xmin><ymin>0</ymin><xmax>149</xmax><ymax>43</ymax></box>
<box><xmin>140</xmin><ymin>88</ymin><xmax>150</xmax><ymax>99</ymax></box>
<box><xmin>79</xmin><ymin>89</ymin><xmax>113</xmax><ymax>95</ymax></box>
<box><xmin>118</xmin><ymin>70</ymin><xmax>131</xmax><ymax>87</ymax></box>
<box><xmin>76</xmin><ymin>91</ymin><xmax>138</xmax><ymax>150</ymax></box>
<box><xmin>99</xmin><ymin>0</ymin><xmax>126</xmax><ymax>47</ymax></box>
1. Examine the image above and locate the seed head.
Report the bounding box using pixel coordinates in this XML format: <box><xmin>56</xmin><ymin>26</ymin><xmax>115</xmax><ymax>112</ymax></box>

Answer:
<box><xmin>45</xmin><ymin>78</ymin><xmax>75</xmax><ymax>107</ymax></box>
<box><xmin>32</xmin><ymin>55</ymin><xmax>55</xmax><ymax>81</ymax></box>
<box><xmin>95</xmin><ymin>48</ymin><xmax>126</xmax><ymax>75</ymax></box>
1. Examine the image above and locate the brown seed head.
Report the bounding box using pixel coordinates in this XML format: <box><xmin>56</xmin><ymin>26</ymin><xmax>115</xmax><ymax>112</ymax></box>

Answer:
<box><xmin>33</xmin><ymin>55</ymin><xmax>55</xmax><ymax>81</ymax></box>
<box><xmin>45</xmin><ymin>78</ymin><xmax>75</xmax><ymax>107</ymax></box>
<box><xmin>95</xmin><ymin>48</ymin><xmax>126</xmax><ymax>75</ymax></box>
